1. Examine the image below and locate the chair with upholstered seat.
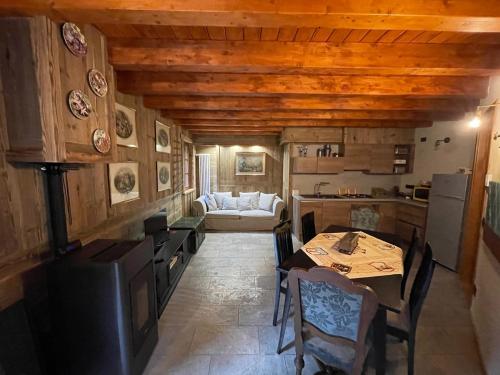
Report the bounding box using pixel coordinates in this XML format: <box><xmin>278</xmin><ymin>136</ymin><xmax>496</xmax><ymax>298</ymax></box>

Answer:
<box><xmin>272</xmin><ymin>220</ymin><xmax>295</xmax><ymax>328</ymax></box>
<box><xmin>288</xmin><ymin>266</ymin><xmax>379</xmax><ymax>375</ymax></box>
<box><xmin>387</xmin><ymin>243</ymin><xmax>436</xmax><ymax>375</ymax></box>
<box><xmin>301</xmin><ymin>211</ymin><xmax>317</xmax><ymax>244</ymax></box>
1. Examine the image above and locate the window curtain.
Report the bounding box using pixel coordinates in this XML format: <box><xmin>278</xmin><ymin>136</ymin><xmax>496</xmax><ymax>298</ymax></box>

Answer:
<box><xmin>197</xmin><ymin>154</ymin><xmax>211</xmax><ymax>196</ymax></box>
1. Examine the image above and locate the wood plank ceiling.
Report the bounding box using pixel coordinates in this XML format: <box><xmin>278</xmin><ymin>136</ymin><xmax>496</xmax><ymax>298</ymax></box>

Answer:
<box><xmin>3</xmin><ymin>1</ymin><xmax>500</xmax><ymax>135</ymax></box>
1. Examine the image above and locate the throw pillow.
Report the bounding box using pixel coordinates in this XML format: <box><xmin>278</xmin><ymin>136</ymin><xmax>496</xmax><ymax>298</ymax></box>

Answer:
<box><xmin>259</xmin><ymin>193</ymin><xmax>276</xmax><ymax>212</ymax></box>
<box><xmin>213</xmin><ymin>192</ymin><xmax>232</xmax><ymax>209</ymax></box>
<box><xmin>239</xmin><ymin>192</ymin><xmax>260</xmax><ymax>209</ymax></box>
<box><xmin>205</xmin><ymin>194</ymin><xmax>218</xmax><ymax>211</ymax></box>
<box><xmin>237</xmin><ymin>196</ymin><xmax>253</xmax><ymax>211</ymax></box>
<box><xmin>222</xmin><ymin>196</ymin><xmax>239</xmax><ymax>210</ymax></box>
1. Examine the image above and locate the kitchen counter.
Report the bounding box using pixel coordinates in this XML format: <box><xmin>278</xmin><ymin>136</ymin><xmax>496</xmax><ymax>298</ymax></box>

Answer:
<box><xmin>292</xmin><ymin>194</ymin><xmax>428</xmax><ymax>208</ymax></box>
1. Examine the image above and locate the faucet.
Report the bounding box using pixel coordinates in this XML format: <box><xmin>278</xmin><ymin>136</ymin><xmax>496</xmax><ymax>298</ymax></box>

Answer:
<box><xmin>314</xmin><ymin>182</ymin><xmax>330</xmax><ymax>196</ymax></box>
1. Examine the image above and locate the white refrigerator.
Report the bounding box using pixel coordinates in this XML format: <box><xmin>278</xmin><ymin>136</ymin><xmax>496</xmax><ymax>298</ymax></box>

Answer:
<box><xmin>425</xmin><ymin>174</ymin><xmax>471</xmax><ymax>270</ymax></box>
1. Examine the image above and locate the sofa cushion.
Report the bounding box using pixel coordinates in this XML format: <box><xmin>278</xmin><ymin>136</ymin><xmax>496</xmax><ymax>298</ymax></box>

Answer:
<box><xmin>222</xmin><ymin>197</ymin><xmax>239</xmax><ymax>210</ymax></box>
<box><xmin>237</xmin><ymin>196</ymin><xmax>253</xmax><ymax>211</ymax></box>
<box><xmin>239</xmin><ymin>209</ymin><xmax>275</xmax><ymax>219</ymax></box>
<box><xmin>213</xmin><ymin>192</ymin><xmax>232</xmax><ymax>208</ymax></box>
<box><xmin>259</xmin><ymin>193</ymin><xmax>276</xmax><ymax>211</ymax></box>
<box><xmin>205</xmin><ymin>194</ymin><xmax>218</xmax><ymax>211</ymax></box>
<box><xmin>239</xmin><ymin>192</ymin><xmax>260</xmax><ymax>209</ymax></box>
<box><xmin>206</xmin><ymin>210</ymin><xmax>240</xmax><ymax>219</ymax></box>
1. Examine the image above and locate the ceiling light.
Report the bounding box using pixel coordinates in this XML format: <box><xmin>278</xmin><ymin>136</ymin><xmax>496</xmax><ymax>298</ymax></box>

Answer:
<box><xmin>469</xmin><ymin>114</ymin><xmax>481</xmax><ymax>128</ymax></box>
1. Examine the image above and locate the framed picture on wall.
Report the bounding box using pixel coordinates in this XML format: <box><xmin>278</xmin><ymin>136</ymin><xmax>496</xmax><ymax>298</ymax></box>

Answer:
<box><xmin>235</xmin><ymin>152</ymin><xmax>266</xmax><ymax>176</ymax></box>
<box><xmin>155</xmin><ymin>121</ymin><xmax>171</xmax><ymax>154</ymax></box>
<box><xmin>108</xmin><ymin>162</ymin><xmax>140</xmax><ymax>205</ymax></box>
<box><xmin>157</xmin><ymin>161</ymin><xmax>171</xmax><ymax>191</ymax></box>
<box><xmin>115</xmin><ymin>103</ymin><xmax>138</xmax><ymax>148</ymax></box>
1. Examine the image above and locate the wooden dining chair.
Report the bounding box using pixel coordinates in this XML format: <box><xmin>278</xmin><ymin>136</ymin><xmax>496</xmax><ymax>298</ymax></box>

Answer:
<box><xmin>400</xmin><ymin>228</ymin><xmax>418</xmax><ymax>300</ymax></box>
<box><xmin>301</xmin><ymin>211</ymin><xmax>317</xmax><ymax>244</ymax></box>
<box><xmin>272</xmin><ymin>220</ymin><xmax>295</xmax><ymax>328</ymax></box>
<box><xmin>288</xmin><ymin>267</ymin><xmax>379</xmax><ymax>375</ymax></box>
<box><xmin>387</xmin><ymin>243</ymin><xmax>436</xmax><ymax>375</ymax></box>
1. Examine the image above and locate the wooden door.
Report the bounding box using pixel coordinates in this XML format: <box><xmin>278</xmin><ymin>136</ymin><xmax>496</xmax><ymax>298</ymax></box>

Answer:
<box><xmin>344</xmin><ymin>144</ymin><xmax>370</xmax><ymax>171</ymax></box>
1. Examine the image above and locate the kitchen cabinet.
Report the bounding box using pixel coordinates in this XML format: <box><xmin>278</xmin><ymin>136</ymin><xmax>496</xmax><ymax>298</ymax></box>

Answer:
<box><xmin>396</xmin><ymin>203</ymin><xmax>428</xmax><ymax>245</ymax></box>
<box><xmin>0</xmin><ymin>17</ymin><xmax>116</xmax><ymax>163</ymax></box>
<box><xmin>292</xmin><ymin>157</ymin><xmax>317</xmax><ymax>173</ymax></box>
<box><xmin>293</xmin><ymin>197</ymin><xmax>427</xmax><ymax>243</ymax></box>
<box><xmin>317</xmin><ymin>158</ymin><xmax>344</xmax><ymax>174</ymax></box>
<box><xmin>344</xmin><ymin>128</ymin><xmax>415</xmax><ymax>145</ymax></box>
<box><xmin>344</xmin><ymin>144</ymin><xmax>370</xmax><ymax>171</ymax></box>
<box><xmin>369</xmin><ymin>145</ymin><xmax>395</xmax><ymax>174</ymax></box>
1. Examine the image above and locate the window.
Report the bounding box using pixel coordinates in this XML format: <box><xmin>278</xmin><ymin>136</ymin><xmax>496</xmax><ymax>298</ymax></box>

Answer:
<box><xmin>183</xmin><ymin>141</ymin><xmax>194</xmax><ymax>190</ymax></box>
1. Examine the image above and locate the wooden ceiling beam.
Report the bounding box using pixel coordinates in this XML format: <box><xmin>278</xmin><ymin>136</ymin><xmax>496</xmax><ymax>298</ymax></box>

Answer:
<box><xmin>117</xmin><ymin>72</ymin><xmax>489</xmax><ymax>97</ymax></box>
<box><xmin>3</xmin><ymin>1</ymin><xmax>500</xmax><ymax>32</ymax></box>
<box><xmin>108</xmin><ymin>40</ymin><xmax>500</xmax><ymax>76</ymax></box>
<box><xmin>145</xmin><ymin>95</ymin><xmax>479</xmax><ymax>112</ymax></box>
<box><xmin>177</xmin><ymin>119</ymin><xmax>432</xmax><ymax>128</ymax></box>
<box><xmin>162</xmin><ymin>109</ymin><xmax>463</xmax><ymax>121</ymax></box>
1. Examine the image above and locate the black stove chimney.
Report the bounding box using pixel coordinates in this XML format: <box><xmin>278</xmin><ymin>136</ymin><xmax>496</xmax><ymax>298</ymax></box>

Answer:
<box><xmin>41</xmin><ymin>164</ymin><xmax>80</xmax><ymax>257</ymax></box>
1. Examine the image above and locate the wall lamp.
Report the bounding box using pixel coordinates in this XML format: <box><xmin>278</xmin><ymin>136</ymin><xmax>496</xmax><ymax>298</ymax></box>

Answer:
<box><xmin>435</xmin><ymin>137</ymin><xmax>451</xmax><ymax>149</ymax></box>
<box><xmin>468</xmin><ymin>100</ymin><xmax>499</xmax><ymax>128</ymax></box>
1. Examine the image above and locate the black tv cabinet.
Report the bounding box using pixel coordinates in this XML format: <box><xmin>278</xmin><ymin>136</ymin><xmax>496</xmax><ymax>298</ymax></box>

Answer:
<box><xmin>152</xmin><ymin>229</ymin><xmax>191</xmax><ymax>317</ymax></box>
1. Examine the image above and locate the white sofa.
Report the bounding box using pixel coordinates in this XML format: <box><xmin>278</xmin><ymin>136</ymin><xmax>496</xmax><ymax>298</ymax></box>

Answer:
<box><xmin>193</xmin><ymin>193</ymin><xmax>284</xmax><ymax>231</ymax></box>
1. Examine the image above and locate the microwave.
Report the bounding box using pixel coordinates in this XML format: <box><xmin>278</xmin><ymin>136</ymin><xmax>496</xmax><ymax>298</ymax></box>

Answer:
<box><xmin>413</xmin><ymin>186</ymin><xmax>431</xmax><ymax>202</ymax></box>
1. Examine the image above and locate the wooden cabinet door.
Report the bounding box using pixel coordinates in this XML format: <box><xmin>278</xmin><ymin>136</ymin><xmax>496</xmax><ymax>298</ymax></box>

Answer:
<box><xmin>299</xmin><ymin>202</ymin><xmax>324</xmax><ymax>238</ymax></box>
<box><xmin>292</xmin><ymin>157</ymin><xmax>317</xmax><ymax>173</ymax></box>
<box><xmin>377</xmin><ymin>203</ymin><xmax>397</xmax><ymax>233</ymax></box>
<box><xmin>344</xmin><ymin>144</ymin><xmax>370</xmax><ymax>171</ymax></box>
<box><xmin>369</xmin><ymin>145</ymin><xmax>394</xmax><ymax>174</ymax></box>
<box><xmin>317</xmin><ymin>158</ymin><xmax>344</xmax><ymax>174</ymax></box>
<box><xmin>322</xmin><ymin>202</ymin><xmax>352</xmax><ymax>229</ymax></box>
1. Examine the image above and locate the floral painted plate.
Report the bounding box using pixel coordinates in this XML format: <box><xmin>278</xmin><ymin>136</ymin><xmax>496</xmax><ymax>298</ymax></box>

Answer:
<box><xmin>92</xmin><ymin>129</ymin><xmax>111</xmax><ymax>154</ymax></box>
<box><xmin>68</xmin><ymin>90</ymin><xmax>92</xmax><ymax>119</ymax></box>
<box><xmin>61</xmin><ymin>22</ymin><xmax>88</xmax><ymax>57</ymax></box>
<box><xmin>88</xmin><ymin>69</ymin><xmax>108</xmax><ymax>97</ymax></box>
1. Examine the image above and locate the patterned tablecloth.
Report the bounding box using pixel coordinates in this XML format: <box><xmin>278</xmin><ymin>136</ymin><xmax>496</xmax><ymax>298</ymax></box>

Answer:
<box><xmin>301</xmin><ymin>232</ymin><xmax>403</xmax><ymax>279</ymax></box>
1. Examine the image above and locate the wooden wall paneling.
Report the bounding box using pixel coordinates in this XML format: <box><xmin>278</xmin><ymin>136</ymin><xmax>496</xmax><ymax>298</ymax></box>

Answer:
<box><xmin>57</xmin><ymin>21</ymin><xmax>117</xmax><ymax>163</ymax></box>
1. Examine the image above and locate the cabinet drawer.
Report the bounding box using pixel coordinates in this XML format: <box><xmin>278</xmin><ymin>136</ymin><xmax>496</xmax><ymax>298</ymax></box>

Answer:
<box><xmin>397</xmin><ymin>204</ymin><xmax>427</xmax><ymax>227</ymax></box>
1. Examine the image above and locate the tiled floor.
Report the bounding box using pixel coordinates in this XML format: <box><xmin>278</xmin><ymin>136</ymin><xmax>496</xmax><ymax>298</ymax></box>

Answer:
<box><xmin>144</xmin><ymin>232</ymin><xmax>484</xmax><ymax>375</ymax></box>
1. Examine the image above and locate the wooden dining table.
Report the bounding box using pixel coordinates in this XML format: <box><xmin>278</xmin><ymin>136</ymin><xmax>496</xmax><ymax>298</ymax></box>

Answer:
<box><xmin>279</xmin><ymin>225</ymin><xmax>404</xmax><ymax>375</ymax></box>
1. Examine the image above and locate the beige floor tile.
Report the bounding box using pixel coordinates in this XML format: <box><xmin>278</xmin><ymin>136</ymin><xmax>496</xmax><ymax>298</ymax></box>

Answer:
<box><xmin>144</xmin><ymin>355</ymin><xmax>211</xmax><ymax>375</ymax></box>
<box><xmin>209</xmin><ymin>354</ymin><xmax>287</xmax><ymax>375</ymax></box>
<box><xmin>190</xmin><ymin>326</ymin><xmax>259</xmax><ymax>355</ymax></box>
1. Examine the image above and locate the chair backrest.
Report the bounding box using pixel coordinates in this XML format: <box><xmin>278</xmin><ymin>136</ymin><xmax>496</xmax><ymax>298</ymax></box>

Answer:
<box><xmin>272</xmin><ymin>220</ymin><xmax>294</xmax><ymax>266</ymax></box>
<box><xmin>301</xmin><ymin>211</ymin><xmax>316</xmax><ymax>244</ymax></box>
<box><xmin>408</xmin><ymin>242</ymin><xmax>436</xmax><ymax>330</ymax></box>
<box><xmin>288</xmin><ymin>267</ymin><xmax>378</xmax><ymax>374</ymax></box>
<box><xmin>401</xmin><ymin>228</ymin><xmax>418</xmax><ymax>299</ymax></box>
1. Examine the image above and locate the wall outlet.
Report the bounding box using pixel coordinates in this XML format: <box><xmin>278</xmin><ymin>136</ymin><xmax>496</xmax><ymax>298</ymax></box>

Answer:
<box><xmin>420</xmin><ymin>137</ymin><xmax>427</xmax><ymax>142</ymax></box>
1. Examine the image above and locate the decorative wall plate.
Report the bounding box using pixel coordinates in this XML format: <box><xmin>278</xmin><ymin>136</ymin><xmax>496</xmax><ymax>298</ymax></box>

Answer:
<box><xmin>87</xmin><ymin>69</ymin><xmax>108</xmax><ymax>97</ymax></box>
<box><xmin>61</xmin><ymin>23</ymin><xmax>88</xmax><ymax>57</ymax></box>
<box><xmin>68</xmin><ymin>90</ymin><xmax>92</xmax><ymax>119</ymax></box>
<box><xmin>92</xmin><ymin>128</ymin><xmax>111</xmax><ymax>154</ymax></box>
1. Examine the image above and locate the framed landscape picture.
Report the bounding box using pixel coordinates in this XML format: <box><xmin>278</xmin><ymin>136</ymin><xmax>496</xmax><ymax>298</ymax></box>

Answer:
<box><xmin>235</xmin><ymin>152</ymin><xmax>266</xmax><ymax>176</ymax></box>
<box><xmin>115</xmin><ymin>103</ymin><xmax>138</xmax><ymax>148</ymax></box>
<box><xmin>155</xmin><ymin>121</ymin><xmax>171</xmax><ymax>153</ymax></box>
<box><xmin>108</xmin><ymin>162</ymin><xmax>140</xmax><ymax>205</ymax></box>
<box><xmin>157</xmin><ymin>161</ymin><xmax>171</xmax><ymax>192</ymax></box>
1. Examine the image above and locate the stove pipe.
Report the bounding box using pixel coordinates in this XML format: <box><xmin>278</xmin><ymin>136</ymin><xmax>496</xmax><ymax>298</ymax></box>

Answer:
<box><xmin>42</xmin><ymin>164</ymin><xmax>79</xmax><ymax>257</ymax></box>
